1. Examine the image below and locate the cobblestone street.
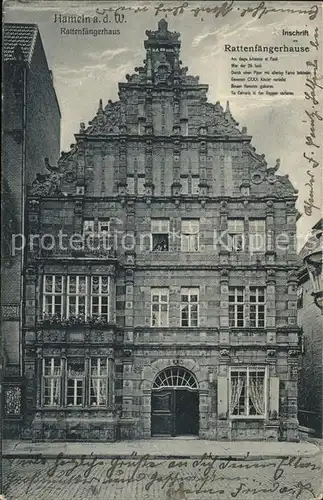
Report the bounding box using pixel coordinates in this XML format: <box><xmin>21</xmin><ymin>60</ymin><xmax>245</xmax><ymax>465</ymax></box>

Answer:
<box><xmin>2</xmin><ymin>443</ymin><xmax>322</xmax><ymax>500</ymax></box>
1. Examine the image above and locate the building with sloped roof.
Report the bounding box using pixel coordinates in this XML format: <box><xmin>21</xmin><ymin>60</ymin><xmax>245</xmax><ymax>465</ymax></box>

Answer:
<box><xmin>23</xmin><ymin>19</ymin><xmax>300</xmax><ymax>441</ymax></box>
<box><xmin>2</xmin><ymin>23</ymin><xmax>61</xmax><ymax>437</ymax></box>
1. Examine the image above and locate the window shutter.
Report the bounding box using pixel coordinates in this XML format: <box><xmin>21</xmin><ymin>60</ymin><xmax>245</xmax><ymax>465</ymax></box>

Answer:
<box><xmin>269</xmin><ymin>377</ymin><xmax>279</xmax><ymax>419</ymax></box>
<box><xmin>217</xmin><ymin>376</ymin><xmax>228</xmax><ymax>419</ymax></box>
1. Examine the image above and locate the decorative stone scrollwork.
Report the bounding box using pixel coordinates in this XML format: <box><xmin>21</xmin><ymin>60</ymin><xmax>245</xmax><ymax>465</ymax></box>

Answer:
<box><xmin>220</xmin><ymin>269</ymin><xmax>229</xmax><ymax>278</ymax></box>
<box><xmin>28</xmin><ymin>199</ymin><xmax>40</xmax><ymax>210</ymax></box>
<box><xmin>267</xmin><ymin>349</ymin><xmax>276</xmax><ymax>357</ymax></box>
<box><xmin>4</xmin><ymin>385</ymin><xmax>21</xmax><ymax>416</ymax></box>
<box><xmin>29</xmin><ymin>172</ymin><xmax>62</xmax><ymax>197</ymax></box>
<box><xmin>288</xmin><ymin>349</ymin><xmax>299</xmax><ymax>357</ymax></box>
<box><xmin>287</xmin><ymin>271</ymin><xmax>297</xmax><ymax>282</ymax></box>
<box><xmin>123</xmin><ymin>349</ymin><xmax>132</xmax><ymax>357</ymax></box>
<box><xmin>220</xmin><ymin>349</ymin><xmax>230</xmax><ymax>357</ymax></box>
<box><xmin>25</xmin><ymin>266</ymin><xmax>37</xmax><ymax>283</ymax></box>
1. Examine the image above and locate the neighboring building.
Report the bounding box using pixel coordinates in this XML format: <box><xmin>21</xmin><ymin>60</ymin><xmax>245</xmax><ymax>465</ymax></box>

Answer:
<box><xmin>23</xmin><ymin>20</ymin><xmax>300</xmax><ymax>441</ymax></box>
<box><xmin>2</xmin><ymin>23</ymin><xmax>61</xmax><ymax>437</ymax></box>
<box><xmin>297</xmin><ymin>219</ymin><xmax>323</xmax><ymax>436</ymax></box>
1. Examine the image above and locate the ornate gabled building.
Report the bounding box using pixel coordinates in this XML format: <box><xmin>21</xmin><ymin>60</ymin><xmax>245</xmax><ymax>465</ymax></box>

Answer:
<box><xmin>24</xmin><ymin>19</ymin><xmax>301</xmax><ymax>441</ymax></box>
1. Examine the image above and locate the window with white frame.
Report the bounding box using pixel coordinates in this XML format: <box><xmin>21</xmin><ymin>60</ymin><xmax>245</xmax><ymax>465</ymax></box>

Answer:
<box><xmin>181</xmin><ymin>288</ymin><xmax>199</xmax><ymax>327</ymax></box>
<box><xmin>151</xmin><ymin>219</ymin><xmax>169</xmax><ymax>251</ymax></box>
<box><xmin>90</xmin><ymin>358</ymin><xmax>111</xmax><ymax>406</ymax></box>
<box><xmin>151</xmin><ymin>288</ymin><xmax>169</xmax><ymax>327</ymax></box>
<box><xmin>181</xmin><ymin>219</ymin><xmax>199</xmax><ymax>252</ymax></box>
<box><xmin>180</xmin><ymin>175</ymin><xmax>188</xmax><ymax>194</ymax></box>
<box><xmin>98</xmin><ymin>219</ymin><xmax>110</xmax><ymax>236</ymax></box>
<box><xmin>228</xmin><ymin>219</ymin><xmax>245</xmax><ymax>252</ymax></box>
<box><xmin>43</xmin><ymin>275</ymin><xmax>64</xmax><ymax>317</ymax></box>
<box><xmin>137</xmin><ymin>175</ymin><xmax>146</xmax><ymax>195</ymax></box>
<box><xmin>250</xmin><ymin>287</ymin><xmax>266</xmax><ymax>327</ymax></box>
<box><xmin>66</xmin><ymin>359</ymin><xmax>85</xmax><ymax>406</ymax></box>
<box><xmin>229</xmin><ymin>287</ymin><xmax>245</xmax><ymax>327</ymax></box>
<box><xmin>191</xmin><ymin>176</ymin><xmax>199</xmax><ymax>195</ymax></box>
<box><xmin>83</xmin><ymin>219</ymin><xmax>95</xmax><ymax>235</ymax></box>
<box><xmin>91</xmin><ymin>276</ymin><xmax>110</xmax><ymax>320</ymax></box>
<box><xmin>249</xmin><ymin>218</ymin><xmax>266</xmax><ymax>252</ymax></box>
<box><xmin>67</xmin><ymin>276</ymin><xmax>88</xmax><ymax>318</ymax></box>
<box><xmin>127</xmin><ymin>175</ymin><xmax>135</xmax><ymax>194</ymax></box>
<box><xmin>230</xmin><ymin>367</ymin><xmax>266</xmax><ymax>417</ymax></box>
<box><xmin>42</xmin><ymin>358</ymin><xmax>61</xmax><ymax>406</ymax></box>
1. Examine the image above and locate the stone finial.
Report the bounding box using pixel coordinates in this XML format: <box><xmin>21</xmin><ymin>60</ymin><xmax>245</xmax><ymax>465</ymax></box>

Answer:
<box><xmin>158</xmin><ymin>18</ymin><xmax>168</xmax><ymax>34</ymax></box>
<box><xmin>97</xmin><ymin>98</ymin><xmax>103</xmax><ymax>113</ymax></box>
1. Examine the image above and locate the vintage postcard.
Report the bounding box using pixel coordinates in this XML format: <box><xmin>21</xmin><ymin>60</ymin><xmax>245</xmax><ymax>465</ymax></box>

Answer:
<box><xmin>1</xmin><ymin>0</ymin><xmax>322</xmax><ymax>499</ymax></box>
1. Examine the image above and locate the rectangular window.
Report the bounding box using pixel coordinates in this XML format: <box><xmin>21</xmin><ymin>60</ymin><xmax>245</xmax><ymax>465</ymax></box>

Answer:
<box><xmin>42</xmin><ymin>358</ymin><xmax>61</xmax><ymax>406</ymax></box>
<box><xmin>151</xmin><ymin>288</ymin><xmax>169</xmax><ymax>327</ymax></box>
<box><xmin>151</xmin><ymin>219</ymin><xmax>169</xmax><ymax>251</ymax></box>
<box><xmin>98</xmin><ymin>219</ymin><xmax>110</xmax><ymax>236</ymax></box>
<box><xmin>181</xmin><ymin>219</ymin><xmax>199</xmax><ymax>252</ymax></box>
<box><xmin>230</xmin><ymin>367</ymin><xmax>266</xmax><ymax>417</ymax></box>
<box><xmin>137</xmin><ymin>175</ymin><xmax>146</xmax><ymax>195</ymax></box>
<box><xmin>91</xmin><ymin>276</ymin><xmax>110</xmax><ymax>321</ymax></box>
<box><xmin>297</xmin><ymin>287</ymin><xmax>303</xmax><ymax>309</ymax></box>
<box><xmin>66</xmin><ymin>359</ymin><xmax>85</xmax><ymax>406</ymax></box>
<box><xmin>83</xmin><ymin>219</ymin><xmax>95</xmax><ymax>234</ymax></box>
<box><xmin>67</xmin><ymin>276</ymin><xmax>88</xmax><ymax>318</ymax></box>
<box><xmin>127</xmin><ymin>175</ymin><xmax>135</xmax><ymax>195</ymax></box>
<box><xmin>43</xmin><ymin>275</ymin><xmax>64</xmax><ymax>318</ymax></box>
<box><xmin>229</xmin><ymin>287</ymin><xmax>245</xmax><ymax>327</ymax></box>
<box><xmin>228</xmin><ymin>219</ymin><xmax>244</xmax><ymax>252</ymax></box>
<box><xmin>182</xmin><ymin>121</ymin><xmax>188</xmax><ymax>136</ymax></box>
<box><xmin>181</xmin><ymin>176</ymin><xmax>188</xmax><ymax>194</ymax></box>
<box><xmin>191</xmin><ymin>176</ymin><xmax>199</xmax><ymax>195</ymax></box>
<box><xmin>250</xmin><ymin>287</ymin><xmax>266</xmax><ymax>327</ymax></box>
<box><xmin>181</xmin><ymin>287</ymin><xmax>199</xmax><ymax>327</ymax></box>
<box><xmin>90</xmin><ymin>358</ymin><xmax>109</xmax><ymax>407</ymax></box>
<box><xmin>249</xmin><ymin>218</ymin><xmax>266</xmax><ymax>252</ymax></box>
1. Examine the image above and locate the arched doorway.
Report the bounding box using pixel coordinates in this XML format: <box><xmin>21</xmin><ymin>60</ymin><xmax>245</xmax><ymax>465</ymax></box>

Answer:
<box><xmin>151</xmin><ymin>366</ymin><xmax>199</xmax><ymax>437</ymax></box>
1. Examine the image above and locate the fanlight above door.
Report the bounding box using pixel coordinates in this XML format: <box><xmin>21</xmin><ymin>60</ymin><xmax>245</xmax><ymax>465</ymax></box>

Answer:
<box><xmin>153</xmin><ymin>367</ymin><xmax>198</xmax><ymax>390</ymax></box>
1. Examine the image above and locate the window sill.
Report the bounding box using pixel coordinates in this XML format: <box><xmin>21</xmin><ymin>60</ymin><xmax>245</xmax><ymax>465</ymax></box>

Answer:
<box><xmin>39</xmin><ymin>406</ymin><xmax>115</xmax><ymax>411</ymax></box>
<box><xmin>230</xmin><ymin>415</ymin><xmax>266</xmax><ymax>420</ymax></box>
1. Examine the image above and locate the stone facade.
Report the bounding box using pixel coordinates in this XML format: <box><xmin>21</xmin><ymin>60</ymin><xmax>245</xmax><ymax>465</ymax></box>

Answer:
<box><xmin>23</xmin><ymin>20</ymin><xmax>300</xmax><ymax>441</ymax></box>
<box><xmin>297</xmin><ymin>220</ymin><xmax>323</xmax><ymax>435</ymax></box>
<box><xmin>2</xmin><ymin>23</ymin><xmax>61</xmax><ymax>437</ymax></box>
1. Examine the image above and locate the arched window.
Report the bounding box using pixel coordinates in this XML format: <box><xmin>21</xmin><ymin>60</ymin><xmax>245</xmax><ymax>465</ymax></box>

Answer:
<box><xmin>153</xmin><ymin>367</ymin><xmax>198</xmax><ymax>390</ymax></box>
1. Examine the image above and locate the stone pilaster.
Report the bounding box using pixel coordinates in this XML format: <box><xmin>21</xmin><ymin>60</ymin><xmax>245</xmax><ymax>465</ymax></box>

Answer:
<box><xmin>266</xmin><ymin>269</ymin><xmax>276</xmax><ymax>335</ymax></box>
<box><xmin>285</xmin><ymin>349</ymin><xmax>300</xmax><ymax>441</ymax></box>
<box><xmin>266</xmin><ymin>200</ymin><xmax>276</xmax><ymax>260</ymax></box>
<box><xmin>287</xmin><ymin>271</ymin><xmax>298</xmax><ymax>327</ymax></box>
<box><xmin>144</xmin><ymin>139</ymin><xmax>154</xmax><ymax>196</ymax></box>
<box><xmin>117</xmin><ymin>139</ymin><xmax>127</xmax><ymax>195</ymax></box>
<box><xmin>219</xmin><ymin>269</ymin><xmax>229</xmax><ymax>336</ymax></box>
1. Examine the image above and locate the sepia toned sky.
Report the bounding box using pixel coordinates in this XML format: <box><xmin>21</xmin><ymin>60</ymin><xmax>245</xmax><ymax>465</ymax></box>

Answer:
<box><xmin>4</xmin><ymin>0</ymin><xmax>322</xmax><ymax>241</ymax></box>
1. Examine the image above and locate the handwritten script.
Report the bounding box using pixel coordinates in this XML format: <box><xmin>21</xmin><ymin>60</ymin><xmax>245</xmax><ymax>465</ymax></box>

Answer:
<box><xmin>303</xmin><ymin>27</ymin><xmax>322</xmax><ymax>216</ymax></box>
<box><xmin>3</xmin><ymin>452</ymin><xmax>322</xmax><ymax>498</ymax></box>
<box><xmin>95</xmin><ymin>1</ymin><xmax>319</xmax><ymax>21</ymax></box>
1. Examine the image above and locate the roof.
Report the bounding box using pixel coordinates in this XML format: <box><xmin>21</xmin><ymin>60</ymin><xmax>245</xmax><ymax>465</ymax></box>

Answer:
<box><xmin>3</xmin><ymin>23</ymin><xmax>38</xmax><ymax>63</ymax></box>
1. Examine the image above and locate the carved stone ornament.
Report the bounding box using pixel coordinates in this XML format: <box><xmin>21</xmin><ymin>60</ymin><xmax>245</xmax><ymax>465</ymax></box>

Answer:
<box><xmin>29</xmin><ymin>172</ymin><xmax>62</xmax><ymax>197</ymax></box>
<box><xmin>220</xmin><ymin>269</ymin><xmax>229</xmax><ymax>278</ymax></box>
<box><xmin>288</xmin><ymin>349</ymin><xmax>299</xmax><ymax>358</ymax></box>
<box><xmin>220</xmin><ymin>349</ymin><xmax>230</xmax><ymax>357</ymax></box>
<box><xmin>267</xmin><ymin>349</ymin><xmax>276</xmax><ymax>357</ymax></box>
